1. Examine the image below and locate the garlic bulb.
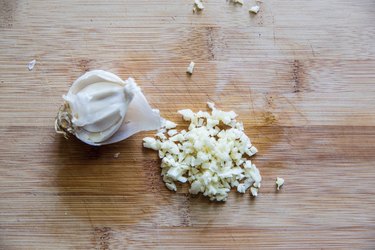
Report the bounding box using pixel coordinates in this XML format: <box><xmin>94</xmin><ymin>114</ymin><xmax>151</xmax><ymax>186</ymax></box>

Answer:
<box><xmin>55</xmin><ymin>70</ymin><xmax>162</xmax><ymax>145</ymax></box>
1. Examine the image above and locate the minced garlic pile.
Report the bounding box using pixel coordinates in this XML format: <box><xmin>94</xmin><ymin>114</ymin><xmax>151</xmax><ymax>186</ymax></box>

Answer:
<box><xmin>143</xmin><ymin>103</ymin><xmax>261</xmax><ymax>201</ymax></box>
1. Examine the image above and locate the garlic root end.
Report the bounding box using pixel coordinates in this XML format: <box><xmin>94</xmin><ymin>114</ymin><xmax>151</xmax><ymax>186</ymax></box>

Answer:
<box><xmin>55</xmin><ymin>102</ymin><xmax>75</xmax><ymax>139</ymax></box>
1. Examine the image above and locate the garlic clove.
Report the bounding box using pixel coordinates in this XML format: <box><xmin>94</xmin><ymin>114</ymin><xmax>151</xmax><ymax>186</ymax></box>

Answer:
<box><xmin>75</xmin><ymin>121</ymin><xmax>122</xmax><ymax>145</ymax></box>
<box><xmin>82</xmin><ymin>105</ymin><xmax>123</xmax><ymax>132</ymax></box>
<box><xmin>67</xmin><ymin>70</ymin><xmax>125</xmax><ymax>95</ymax></box>
<box><xmin>56</xmin><ymin>70</ymin><xmax>162</xmax><ymax>145</ymax></box>
<box><xmin>100</xmin><ymin>80</ymin><xmax>163</xmax><ymax>145</ymax></box>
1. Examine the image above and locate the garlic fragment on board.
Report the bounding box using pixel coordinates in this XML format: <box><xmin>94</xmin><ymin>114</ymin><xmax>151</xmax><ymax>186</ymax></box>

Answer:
<box><xmin>193</xmin><ymin>0</ymin><xmax>204</xmax><ymax>12</ymax></box>
<box><xmin>28</xmin><ymin>59</ymin><xmax>36</xmax><ymax>71</ymax></box>
<box><xmin>249</xmin><ymin>5</ymin><xmax>260</xmax><ymax>14</ymax></box>
<box><xmin>186</xmin><ymin>61</ymin><xmax>195</xmax><ymax>75</ymax></box>
<box><xmin>55</xmin><ymin>70</ymin><xmax>162</xmax><ymax>146</ymax></box>
<box><xmin>250</xmin><ymin>186</ymin><xmax>258</xmax><ymax>197</ymax></box>
<box><xmin>276</xmin><ymin>177</ymin><xmax>284</xmax><ymax>190</ymax></box>
<box><xmin>143</xmin><ymin>102</ymin><xmax>261</xmax><ymax>201</ymax></box>
<box><xmin>231</xmin><ymin>0</ymin><xmax>244</xmax><ymax>5</ymax></box>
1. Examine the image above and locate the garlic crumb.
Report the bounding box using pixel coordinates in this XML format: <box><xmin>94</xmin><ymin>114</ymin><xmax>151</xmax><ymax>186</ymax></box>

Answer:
<box><xmin>231</xmin><ymin>0</ymin><xmax>244</xmax><ymax>5</ymax></box>
<box><xmin>27</xmin><ymin>59</ymin><xmax>36</xmax><ymax>71</ymax></box>
<box><xmin>193</xmin><ymin>0</ymin><xmax>204</xmax><ymax>12</ymax></box>
<box><xmin>250</xmin><ymin>186</ymin><xmax>258</xmax><ymax>197</ymax></box>
<box><xmin>249</xmin><ymin>5</ymin><xmax>260</xmax><ymax>14</ymax></box>
<box><xmin>165</xmin><ymin>182</ymin><xmax>177</xmax><ymax>192</ymax></box>
<box><xmin>113</xmin><ymin>152</ymin><xmax>120</xmax><ymax>158</ymax></box>
<box><xmin>164</xmin><ymin>120</ymin><xmax>177</xmax><ymax>130</ymax></box>
<box><xmin>186</xmin><ymin>61</ymin><xmax>195</xmax><ymax>75</ymax></box>
<box><xmin>167</xmin><ymin>129</ymin><xmax>178</xmax><ymax>137</ymax></box>
<box><xmin>276</xmin><ymin>177</ymin><xmax>284</xmax><ymax>190</ymax></box>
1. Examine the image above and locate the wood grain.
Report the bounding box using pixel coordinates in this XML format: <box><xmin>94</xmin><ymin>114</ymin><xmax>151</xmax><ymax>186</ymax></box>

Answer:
<box><xmin>1</xmin><ymin>0</ymin><xmax>374</xmax><ymax>249</ymax></box>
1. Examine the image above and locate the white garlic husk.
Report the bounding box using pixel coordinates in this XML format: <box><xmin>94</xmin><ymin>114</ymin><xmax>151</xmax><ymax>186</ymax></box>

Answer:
<box><xmin>55</xmin><ymin>70</ymin><xmax>162</xmax><ymax>146</ymax></box>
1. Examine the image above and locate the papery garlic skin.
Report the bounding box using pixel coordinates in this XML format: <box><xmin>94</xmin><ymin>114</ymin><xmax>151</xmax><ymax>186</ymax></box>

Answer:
<box><xmin>55</xmin><ymin>70</ymin><xmax>162</xmax><ymax>145</ymax></box>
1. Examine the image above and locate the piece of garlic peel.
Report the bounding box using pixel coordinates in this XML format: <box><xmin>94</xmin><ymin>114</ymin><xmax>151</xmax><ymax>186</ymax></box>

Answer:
<box><xmin>143</xmin><ymin>102</ymin><xmax>261</xmax><ymax>201</ymax></box>
<box><xmin>55</xmin><ymin>70</ymin><xmax>162</xmax><ymax>145</ymax></box>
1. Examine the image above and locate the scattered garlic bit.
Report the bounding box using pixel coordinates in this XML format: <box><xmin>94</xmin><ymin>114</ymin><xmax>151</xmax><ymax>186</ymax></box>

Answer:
<box><xmin>186</xmin><ymin>61</ymin><xmax>195</xmax><ymax>75</ymax></box>
<box><xmin>250</xmin><ymin>186</ymin><xmax>258</xmax><ymax>197</ymax></box>
<box><xmin>167</xmin><ymin>129</ymin><xmax>178</xmax><ymax>137</ymax></box>
<box><xmin>249</xmin><ymin>5</ymin><xmax>260</xmax><ymax>14</ymax></box>
<box><xmin>143</xmin><ymin>137</ymin><xmax>160</xmax><ymax>151</ymax></box>
<box><xmin>113</xmin><ymin>152</ymin><xmax>120</xmax><ymax>158</ymax></box>
<box><xmin>231</xmin><ymin>0</ymin><xmax>244</xmax><ymax>5</ymax></box>
<box><xmin>143</xmin><ymin>103</ymin><xmax>261</xmax><ymax>202</ymax></box>
<box><xmin>193</xmin><ymin>0</ymin><xmax>204</xmax><ymax>13</ymax></box>
<box><xmin>165</xmin><ymin>182</ymin><xmax>177</xmax><ymax>191</ymax></box>
<box><xmin>164</xmin><ymin>120</ymin><xmax>177</xmax><ymax>129</ymax></box>
<box><xmin>27</xmin><ymin>59</ymin><xmax>36</xmax><ymax>71</ymax></box>
<box><xmin>276</xmin><ymin>177</ymin><xmax>284</xmax><ymax>190</ymax></box>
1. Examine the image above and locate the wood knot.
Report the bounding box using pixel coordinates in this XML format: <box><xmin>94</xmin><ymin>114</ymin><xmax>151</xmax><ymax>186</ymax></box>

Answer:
<box><xmin>77</xmin><ymin>59</ymin><xmax>94</xmax><ymax>73</ymax></box>
<box><xmin>94</xmin><ymin>227</ymin><xmax>112</xmax><ymax>250</ymax></box>
<box><xmin>291</xmin><ymin>59</ymin><xmax>304</xmax><ymax>93</ymax></box>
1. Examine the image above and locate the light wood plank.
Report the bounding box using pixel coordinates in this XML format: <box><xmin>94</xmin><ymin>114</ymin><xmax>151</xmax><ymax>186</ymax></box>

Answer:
<box><xmin>1</xmin><ymin>0</ymin><xmax>374</xmax><ymax>249</ymax></box>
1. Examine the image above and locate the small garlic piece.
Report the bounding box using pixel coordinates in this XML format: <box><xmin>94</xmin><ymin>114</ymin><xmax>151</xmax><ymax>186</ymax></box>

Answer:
<box><xmin>164</xmin><ymin>120</ymin><xmax>177</xmax><ymax>129</ymax></box>
<box><xmin>276</xmin><ymin>177</ymin><xmax>284</xmax><ymax>190</ymax></box>
<box><xmin>193</xmin><ymin>0</ymin><xmax>204</xmax><ymax>12</ymax></box>
<box><xmin>27</xmin><ymin>59</ymin><xmax>36</xmax><ymax>71</ymax></box>
<box><xmin>186</xmin><ymin>61</ymin><xmax>195</xmax><ymax>75</ymax></box>
<box><xmin>165</xmin><ymin>182</ymin><xmax>177</xmax><ymax>192</ymax></box>
<box><xmin>249</xmin><ymin>5</ymin><xmax>260</xmax><ymax>14</ymax></box>
<box><xmin>250</xmin><ymin>186</ymin><xmax>258</xmax><ymax>197</ymax></box>
<box><xmin>55</xmin><ymin>70</ymin><xmax>162</xmax><ymax>145</ymax></box>
<box><xmin>231</xmin><ymin>0</ymin><xmax>244</xmax><ymax>5</ymax></box>
<box><xmin>167</xmin><ymin>129</ymin><xmax>178</xmax><ymax>137</ymax></box>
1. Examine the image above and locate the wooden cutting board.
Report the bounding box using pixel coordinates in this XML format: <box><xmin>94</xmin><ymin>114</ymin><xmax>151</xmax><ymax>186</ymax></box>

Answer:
<box><xmin>1</xmin><ymin>0</ymin><xmax>374</xmax><ymax>249</ymax></box>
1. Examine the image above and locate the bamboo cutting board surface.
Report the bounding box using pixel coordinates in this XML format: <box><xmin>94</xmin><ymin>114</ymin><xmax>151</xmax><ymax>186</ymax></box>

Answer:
<box><xmin>1</xmin><ymin>0</ymin><xmax>375</xmax><ymax>249</ymax></box>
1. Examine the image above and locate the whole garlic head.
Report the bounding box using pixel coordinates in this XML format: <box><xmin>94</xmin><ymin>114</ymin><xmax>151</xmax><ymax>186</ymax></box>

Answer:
<box><xmin>55</xmin><ymin>70</ymin><xmax>162</xmax><ymax>145</ymax></box>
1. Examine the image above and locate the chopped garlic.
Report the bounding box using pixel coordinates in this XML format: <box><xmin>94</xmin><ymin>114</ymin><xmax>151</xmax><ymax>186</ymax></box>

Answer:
<box><xmin>143</xmin><ymin>102</ymin><xmax>261</xmax><ymax>201</ymax></box>
<box><xmin>27</xmin><ymin>59</ymin><xmax>36</xmax><ymax>71</ymax></box>
<box><xmin>193</xmin><ymin>0</ymin><xmax>204</xmax><ymax>12</ymax></box>
<box><xmin>178</xmin><ymin>109</ymin><xmax>195</xmax><ymax>121</ymax></box>
<box><xmin>276</xmin><ymin>177</ymin><xmax>284</xmax><ymax>190</ymax></box>
<box><xmin>231</xmin><ymin>0</ymin><xmax>244</xmax><ymax>5</ymax></box>
<box><xmin>156</xmin><ymin>131</ymin><xmax>167</xmax><ymax>140</ymax></box>
<box><xmin>249</xmin><ymin>5</ymin><xmax>260</xmax><ymax>14</ymax></box>
<box><xmin>167</xmin><ymin>129</ymin><xmax>178</xmax><ymax>137</ymax></box>
<box><xmin>143</xmin><ymin>137</ymin><xmax>160</xmax><ymax>150</ymax></box>
<box><xmin>164</xmin><ymin>120</ymin><xmax>177</xmax><ymax>129</ymax></box>
<box><xmin>250</xmin><ymin>186</ymin><xmax>258</xmax><ymax>197</ymax></box>
<box><xmin>186</xmin><ymin>61</ymin><xmax>195</xmax><ymax>75</ymax></box>
<box><xmin>165</xmin><ymin>182</ymin><xmax>177</xmax><ymax>192</ymax></box>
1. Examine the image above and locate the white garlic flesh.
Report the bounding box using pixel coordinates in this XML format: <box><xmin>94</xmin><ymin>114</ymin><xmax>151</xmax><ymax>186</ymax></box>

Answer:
<box><xmin>143</xmin><ymin>102</ymin><xmax>262</xmax><ymax>201</ymax></box>
<box><xmin>55</xmin><ymin>70</ymin><xmax>162</xmax><ymax>145</ymax></box>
